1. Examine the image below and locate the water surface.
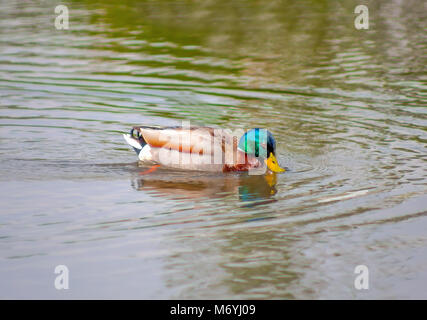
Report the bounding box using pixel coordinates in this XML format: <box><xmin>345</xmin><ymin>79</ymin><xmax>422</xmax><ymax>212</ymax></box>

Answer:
<box><xmin>0</xmin><ymin>0</ymin><xmax>426</xmax><ymax>299</ymax></box>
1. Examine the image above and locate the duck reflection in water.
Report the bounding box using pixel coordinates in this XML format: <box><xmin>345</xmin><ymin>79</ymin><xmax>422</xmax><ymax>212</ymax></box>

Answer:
<box><xmin>131</xmin><ymin>168</ymin><xmax>278</xmax><ymax>207</ymax></box>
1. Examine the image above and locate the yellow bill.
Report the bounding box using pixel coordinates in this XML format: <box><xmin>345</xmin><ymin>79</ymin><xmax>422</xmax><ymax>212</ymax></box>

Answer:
<box><xmin>265</xmin><ymin>152</ymin><xmax>285</xmax><ymax>173</ymax></box>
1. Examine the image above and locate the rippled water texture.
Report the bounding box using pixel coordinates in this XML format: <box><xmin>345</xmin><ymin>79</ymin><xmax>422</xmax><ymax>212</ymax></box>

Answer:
<box><xmin>0</xmin><ymin>0</ymin><xmax>426</xmax><ymax>299</ymax></box>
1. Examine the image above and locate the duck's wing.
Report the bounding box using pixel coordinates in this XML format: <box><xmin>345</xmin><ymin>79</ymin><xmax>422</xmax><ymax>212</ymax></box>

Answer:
<box><xmin>134</xmin><ymin>125</ymin><xmax>239</xmax><ymax>156</ymax></box>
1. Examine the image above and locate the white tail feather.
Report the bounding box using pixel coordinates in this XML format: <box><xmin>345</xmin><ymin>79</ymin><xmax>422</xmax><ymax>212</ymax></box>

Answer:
<box><xmin>123</xmin><ymin>134</ymin><xmax>142</xmax><ymax>150</ymax></box>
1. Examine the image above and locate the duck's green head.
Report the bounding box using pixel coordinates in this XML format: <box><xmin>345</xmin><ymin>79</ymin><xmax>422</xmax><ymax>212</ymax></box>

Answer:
<box><xmin>238</xmin><ymin>129</ymin><xmax>285</xmax><ymax>173</ymax></box>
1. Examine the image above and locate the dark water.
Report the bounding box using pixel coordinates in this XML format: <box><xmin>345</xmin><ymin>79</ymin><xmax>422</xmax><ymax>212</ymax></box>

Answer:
<box><xmin>0</xmin><ymin>0</ymin><xmax>426</xmax><ymax>299</ymax></box>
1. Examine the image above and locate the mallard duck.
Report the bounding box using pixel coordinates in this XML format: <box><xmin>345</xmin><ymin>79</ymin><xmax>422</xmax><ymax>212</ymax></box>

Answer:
<box><xmin>123</xmin><ymin>126</ymin><xmax>285</xmax><ymax>173</ymax></box>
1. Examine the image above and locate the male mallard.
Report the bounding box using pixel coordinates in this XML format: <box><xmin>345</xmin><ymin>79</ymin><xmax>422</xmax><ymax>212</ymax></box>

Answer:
<box><xmin>123</xmin><ymin>126</ymin><xmax>285</xmax><ymax>173</ymax></box>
